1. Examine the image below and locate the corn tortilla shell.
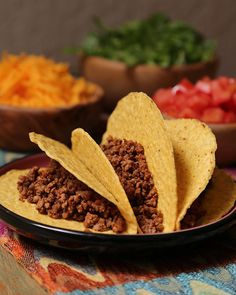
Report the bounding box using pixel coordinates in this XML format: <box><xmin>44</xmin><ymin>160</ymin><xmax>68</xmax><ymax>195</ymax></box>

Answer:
<box><xmin>29</xmin><ymin>132</ymin><xmax>137</xmax><ymax>234</ymax></box>
<box><xmin>71</xmin><ymin>128</ymin><xmax>138</xmax><ymax>233</ymax></box>
<box><xmin>197</xmin><ymin>168</ymin><xmax>236</xmax><ymax>226</ymax></box>
<box><xmin>102</xmin><ymin>92</ymin><xmax>177</xmax><ymax>232</ymax></box>
<box><xmin>0</xmin><ymin>170</ymin><xmax>106</xmax><ymax>232</ymax></box>
<box><xmin>165</xmin><ymin>119</ymin><xmax>217</xmax><ymax>229</ymax></box>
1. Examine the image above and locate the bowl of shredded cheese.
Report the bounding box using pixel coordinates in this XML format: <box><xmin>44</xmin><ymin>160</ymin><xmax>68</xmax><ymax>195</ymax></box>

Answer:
<box><xmin>0</xmin><ymin>53</ymin><xmax>103</xmax><ymax>151</ymax></box>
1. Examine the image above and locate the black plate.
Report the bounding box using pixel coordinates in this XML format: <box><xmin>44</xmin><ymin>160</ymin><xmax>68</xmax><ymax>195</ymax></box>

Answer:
<box><xmin>0</xmin><ymin>153</ymin><xmax>235</xmax><ymax>253</ymax></box>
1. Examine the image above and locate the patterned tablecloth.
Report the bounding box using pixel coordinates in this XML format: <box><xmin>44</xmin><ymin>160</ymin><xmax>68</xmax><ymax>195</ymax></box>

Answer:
<box><xmin>0</xmin><ymin>150</ymin><xmax>236</xmax><ymax>295</ymax></box>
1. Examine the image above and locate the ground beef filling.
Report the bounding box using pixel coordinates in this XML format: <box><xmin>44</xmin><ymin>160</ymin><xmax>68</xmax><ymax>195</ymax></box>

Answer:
<box><xmin>17</xmin><ymin>160</ymin><xmax>126</xmax><ymax>233</ymax></box>
<box><xmin>180</xmin><ymin>187</ymin><xmax>209</xmax><ymax>229</ymax></box>
<box><xmin>180</xmin><ymin>198</ymin><xmax>205</xmax><ymax>229</ymax></box>
<box><xmin>101</xmin><ymin>136</ymin><xmax>164</xmax><ymax>234</ymax></box>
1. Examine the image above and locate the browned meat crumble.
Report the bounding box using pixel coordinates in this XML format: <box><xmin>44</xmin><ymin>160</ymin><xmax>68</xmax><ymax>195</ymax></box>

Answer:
<box><xmin>101</xmin><ymin>136</ymin><xmax>164</xmax><ymax>234</ymax></box>
<box><xmin>17</xmin><ymin>160</ymin><xmax>126</xmax><ymax>233</ymax></box>
<box><xmin>181</xmin><ymin>181</ymin><xmax>214</xmax><ymax>229</ymax></box>
<box><xmin>181</xmin><ymin>191</ymin><xmax>207</xmax><ymax>229</ymax></box>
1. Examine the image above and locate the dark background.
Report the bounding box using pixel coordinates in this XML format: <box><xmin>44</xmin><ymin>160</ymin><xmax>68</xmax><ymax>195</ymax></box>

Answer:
<box><xmin>0</xmin><ymin>0</ymin><xmax>235</xmax><ymax>75</ymax></box>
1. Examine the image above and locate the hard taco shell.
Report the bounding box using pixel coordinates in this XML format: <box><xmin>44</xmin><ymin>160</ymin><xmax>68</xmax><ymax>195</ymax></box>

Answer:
<box><xmin>165</xmin><ymin>119</ymin><xmax>236</xmax><ymax>228</ymax></box>
<box><xmin>165</xmin><ymin>119</ymin><xmax>217</xmax><ymax>228</ymax></box>
<box><xmin>71</xmin><ymin>128</ymin><xmax>138</xmax><ymax>233</ymax></box>
<box><xmin>102</xmin><ymin>92</ymin><xmax>178</xmax><ymax>232</ymax></box>
<box><xmin>196</xmin><ymin>168</ymin><xmax>236</xmax><ymax>226</ymax></box>
<box><xmin>0</xmin><ymin>133</ymin><xmax>138</xmax><ymax>234</ymax></box>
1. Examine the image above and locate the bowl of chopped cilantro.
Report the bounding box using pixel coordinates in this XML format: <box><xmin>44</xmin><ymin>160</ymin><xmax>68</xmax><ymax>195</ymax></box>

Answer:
<box><xmin>80</xmin><ymin>13</ymin><xmax>218</xmax><ymax>110</ymax></box>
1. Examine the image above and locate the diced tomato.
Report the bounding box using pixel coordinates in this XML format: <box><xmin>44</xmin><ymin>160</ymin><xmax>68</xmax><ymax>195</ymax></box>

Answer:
<box><xmin>171</xmin><ymin>85</ymin><xmax>186</xmax><ymax>95</ymax></box>
<box><xmin>211</xmin><ymin>80</ymin><xmax>232</xmax><ymax>106</ymax></box>
<box><xmin>201</xmin><ymin>76</ymin><xmax>211</xmax><ymax>82</ymax></box>
<box><xmin>172</xmin><ymin>79</ymin><xmax>194</xmax><ymax>95</ymax></box>
<box><xmin>195</xmin><ymin>80</ymin><xmax>211</xmax><ymax>94</ymax></box>
<box><xmin>164</xmin><ymin>105</ymin><xmax>181</xmax><ymax>118</ymax></box>
<box><xmin>233</xmin><ymin>93</ymin><xmax>236</xmax><ymax>108</ymax></box>
<box><xmin>218</xmin><ymin>76</ymin><xmax>230</xmax><ymax>89</ymax></box>
<box><xmin>179</xmin><ymin>108</ymin><xmax>200</xmax><ymax>119</ymax></box>
<box><xmin>153</xmin><ymin>89</ymin><xmax>173</xmax><ymax>109</ymax></box>
<box><xmin>224</xmin><ymin>111</ymin><xmax>236</xmax><ymax>123</ymax></box>
<box><xmin>228</xmin><ymin>82</ymin><xmax>236</xmax><ymax>94</ymax></box>
<box><xmin>172</xmin><ymin>93</ymin><xmax>188</xmax><ymax>108</ymax></box>
<box><xmin>179</xmin><ymin>79</ymin><xmax>194</xmax><ymax>90</ymax></box>
<box><xmin>183</xmin><ymin>86</ymin><xmax>198</xmax><ymax>98</ymax></box>
<box><xmin>220</xmin><ymin>92</ymin><xmax>236</xmax><ymax>112</ymax></box>
<box><xmin>201</xmin><ymin>107</ymin><xmax>226</xmax><ymax>123</ymax></box>
<box><xmin>224</xmin><ymin>77</ymin><xmax>236</xmax><ymax>91</ymax></box>
<box><xmin>152</xmin><ymin>76</ymin><xmax>236</xmax><ymax>124</ymax></box>
<box><xmin>187</xmin><ymin>93</ymin><xmax>211</xmax><ymax>111</ymax></box>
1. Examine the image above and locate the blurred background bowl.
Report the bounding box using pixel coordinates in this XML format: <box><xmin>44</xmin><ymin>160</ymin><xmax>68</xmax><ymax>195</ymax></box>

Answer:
<box><xmin>209</xmin><ymin>123</ymin><xmax>236</xmax><ymax>167</ymax></box>
<box><xmin>80</xmin><ymin>55</ymin><xmax>219</xmax><ymax>111</ymax></box>
<box><xmin>0</xmin><ymin>86</ymin><xmax>104</xmax><ymax>152</ymax></box>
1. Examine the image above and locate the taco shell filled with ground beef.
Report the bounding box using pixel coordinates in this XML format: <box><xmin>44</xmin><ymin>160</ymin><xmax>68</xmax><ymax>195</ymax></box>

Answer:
<box><xmin>165</xmin><ymin>119</ymin><xmax>236</xmax><ymax>229</ymax></box>
<box><xmin>100</xmin><ymin>92</ymin><xmax>178</xmax><ymax>233</ymax></box>
<box><xmin>0</xmin><ymin>132</ymin><xmax>138</xmax><ymax>234</ymax></box>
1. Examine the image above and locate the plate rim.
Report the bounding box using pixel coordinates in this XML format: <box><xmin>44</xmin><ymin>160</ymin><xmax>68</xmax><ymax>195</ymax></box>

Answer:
<box><xmin>0</xmin><ymin>153</ymin><xmax>235</xmax><ymax>242</ymax></box>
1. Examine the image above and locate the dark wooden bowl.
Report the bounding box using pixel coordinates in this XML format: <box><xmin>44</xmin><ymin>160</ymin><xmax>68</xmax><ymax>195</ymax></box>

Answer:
<box><xmin>80</xmin><ymin>56</ymin><xmax>219</xmax><ymax>110</ymax></box>
<box><xmin>209</xmin><ymin>123</ymin><xmax>236</xmax><ymax>167</ymax></box>
<box><xmin>0</xmin><ymin>86</ymin><xmax>104</xmax><ymax>152</ymax></box>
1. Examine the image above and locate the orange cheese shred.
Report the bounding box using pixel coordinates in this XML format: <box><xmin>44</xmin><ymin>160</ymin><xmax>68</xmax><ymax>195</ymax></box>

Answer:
<box><xmin>0</xmin><ymin>53</ymin><xmax>97</xmax><ymax>108</ymax></box>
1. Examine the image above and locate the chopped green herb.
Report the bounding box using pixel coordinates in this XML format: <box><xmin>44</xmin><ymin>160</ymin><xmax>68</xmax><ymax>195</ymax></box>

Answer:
<box><xmin>80</xmin><ymin>13</ymin><xmax>216</xmax><ymax>67</ymax></box>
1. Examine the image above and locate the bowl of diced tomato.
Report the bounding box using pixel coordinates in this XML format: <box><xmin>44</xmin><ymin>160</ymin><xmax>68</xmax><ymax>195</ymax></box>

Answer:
<box><xmin>153</xmin><ymin>77</ymin><xmax>236</xmax><ymax>166</ymax></box>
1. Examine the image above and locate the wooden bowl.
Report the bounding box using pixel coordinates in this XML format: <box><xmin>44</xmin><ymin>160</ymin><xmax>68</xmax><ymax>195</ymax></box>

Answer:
<box><xmin>209</xmin><ymin>123</ymin><xmax>236</xmax><ymax>167</ymax></box>
<box><xmin>80</xmin><ymin>56</ymin><xmax>219</xmax><ymax>110</ymax></box>
<box><xmin>0</xmin><ymin>86</ymin><xmax>103</xmax><ymax>152</ymax></box>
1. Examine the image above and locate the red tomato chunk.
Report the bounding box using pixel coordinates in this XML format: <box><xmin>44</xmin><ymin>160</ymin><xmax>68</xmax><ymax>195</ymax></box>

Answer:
<box><xmin>152</xmin><ymin>77</ymin><xmax>236</xmax><ymax>124</ymax></box>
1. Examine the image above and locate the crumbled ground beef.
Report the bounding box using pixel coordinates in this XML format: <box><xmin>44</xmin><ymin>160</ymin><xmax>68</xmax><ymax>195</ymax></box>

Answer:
<box><xmin>101</xmin><ymin>136</ymin><xmax>164</xmax><ymax>234</ymax></box>
<box><xmin>180</xmin><ymin>187</ymin><xmax>209</xmax><ymax>229</ymax></box>
<box><xmin>17</xmin><ymin>160</ymin><xmax>126</xmax><ymax>233</ymax></box>
<box><xmin>180</xmin><ymin>198</ymin><xmax>206</xmax><ymax>229</ymax></box>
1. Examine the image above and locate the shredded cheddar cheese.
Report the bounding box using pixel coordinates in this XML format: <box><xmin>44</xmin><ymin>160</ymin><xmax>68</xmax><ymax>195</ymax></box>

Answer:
<box><xmin>0</xmin><ymin>53</ymin><xmax>97</xmax><ymax>108</ymax></box>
